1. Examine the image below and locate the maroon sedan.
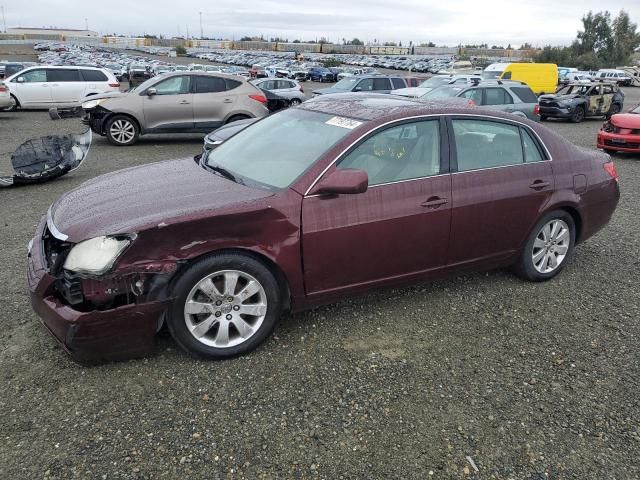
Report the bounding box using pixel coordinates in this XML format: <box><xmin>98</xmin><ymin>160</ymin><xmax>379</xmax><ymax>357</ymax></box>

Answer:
<box><xmin>28</xmin><ymin>94</ymin><xmax>620</xmax><ymax>363</ymax></box>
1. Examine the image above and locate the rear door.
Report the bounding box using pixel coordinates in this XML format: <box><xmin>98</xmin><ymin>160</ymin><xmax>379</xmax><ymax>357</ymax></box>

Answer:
<box><xmin>448</xmin><ymin>117</ymin><xmax>554</xmax><ymax>265</ymax></box>
<box><xmin>142</xmin><ymin>75</ymin><xmax>194</xmax><ymax>131</ymax></box>
<box><xmin>192</xmin><ymin>75</ymin><xmax>239</xmax><ymax>131</ymax></box>
<box><xmin>12</xmin><ymin>68</ymin><xmax>51</xmax><ymax>106</ymax></box>
<box><xmin>80</xmin><ymin>69</ymin><xmax>110</xmax><ymax>96</ymax></box>
<box><xmin>482</xmin><ymin>87</ymin><xmax>515</xmax><ymax>114</ymax></box>
<box><xmin>47</xmin><ymin>68</ymin><xmax>83</xmax><ymax>104</ymax></box>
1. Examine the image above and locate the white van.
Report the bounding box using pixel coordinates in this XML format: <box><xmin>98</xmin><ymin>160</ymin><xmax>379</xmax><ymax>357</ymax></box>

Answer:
<box><xmin>482</xmin><ymin>62</ymin><xmax>510</xmax><ymax>80</ymax></box>
<box><xmin>4</xmin><ymin>66</ymin><xmax>120</xmax><ymax>110</ymax></box>
<box><xmin>595</xmin><ymin>69</ymin><xmax>632</xmax><ymax>86</ymax></box>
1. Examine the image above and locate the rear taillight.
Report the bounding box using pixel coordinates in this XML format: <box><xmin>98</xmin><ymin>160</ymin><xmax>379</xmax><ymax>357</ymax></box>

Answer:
<box><xmin>604</xmin><ymin>161</ymin><xmax>618</xmax><ymax>181</ymax></box>
<box><xmin>299</xmin><ymin>85</ymin><xmax>304</xmax><ymax>93</ymax></box>
<box><xmin>0</xmin><ymin>84</ymin><xmax>6</xmax><ymax>92</ymax></box>
<box><xmin>249</xmin><ymin>94</ymin><xmax>267</xmax><ymax>104</ymax></box>
<box><xmin>534</xmin><ymin>104</ymin><xmax>540</xmax><ymax>116</ymax></box>
<box><xmin>109</xmin><ymin>82</ymin><xmax>120</xmax><ymax>88</ymax></box>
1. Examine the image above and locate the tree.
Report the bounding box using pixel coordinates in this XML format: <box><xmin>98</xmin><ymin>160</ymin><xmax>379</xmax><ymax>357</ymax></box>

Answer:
<box><xmin>349</xmin><ymin>38</ymin><xmax>364</xmax><ymax>45</ymax></box>
<box><xmin>321</xmin><ymin>58</ymin><xmax>342</xmax><ymax>68</ymax></box>
<box><xmin>239</xmin><ymin>36</ymin><xmax>252</xmax><ymax>41</ymax></box>
<box><xmin>174</xmin><ymin>45</ymin><xmax>187</xmax><ymax>55</ymax></box>
<box><xmin>612</xmin><ymin>10</ymin><xmax>640</xmax><ymax>65</ymax></box>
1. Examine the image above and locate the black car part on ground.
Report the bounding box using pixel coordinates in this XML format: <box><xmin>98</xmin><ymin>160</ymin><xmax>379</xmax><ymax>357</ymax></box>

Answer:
<box><xmin>0</xmin><ymin>109</ymin><xmax>91</xmax><ymax>187</ymax></box>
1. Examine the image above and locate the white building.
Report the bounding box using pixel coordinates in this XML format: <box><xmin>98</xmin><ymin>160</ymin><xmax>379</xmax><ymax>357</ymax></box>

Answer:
<box><xmin>7</xmin><ymin>27</ymin><xmax>99</xmax><ymax>37</ymax></box>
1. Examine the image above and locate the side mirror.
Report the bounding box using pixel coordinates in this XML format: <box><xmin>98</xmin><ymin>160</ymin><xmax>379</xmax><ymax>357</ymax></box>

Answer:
<box><xmin>16</xmin><ymin>76</ymin><xmax>25</xmax><ymax>83</ymax></box>
<box><xmin>310</xmin><ymin>169</ymin><xmax>368</xmax><ymax>196</ymax></box>
<box><xmin>147</xmin><ymin>87</ymin><xmax>157</xmax><ymax>96</ymax></box>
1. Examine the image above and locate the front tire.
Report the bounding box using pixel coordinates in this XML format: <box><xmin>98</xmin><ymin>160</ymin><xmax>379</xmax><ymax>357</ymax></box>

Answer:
<box><xmin>571</xmin><ymin>106</ymin><xmax>585</xmax><ymax>123</ymax></box>
<box><xmin>166</xmin><ymin>253</ymin><xmax>282</xmax><ymax>359</ymax></box>
<box><xmin>514</xmin><ymin>210</ymin><xmax>576</xmax><ymax>282</ymax></box>
<box><xmin>105</xmin><ymin>115</ymin><xmax>139</xmax><ymax>146</ymax></box>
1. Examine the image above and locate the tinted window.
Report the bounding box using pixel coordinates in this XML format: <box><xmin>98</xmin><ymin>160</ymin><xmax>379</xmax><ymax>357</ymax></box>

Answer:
<box><xmin>511</xmin><ymin>86</ymin><xmax>538</xmax><ymax>103</ymax></box>
<box><xmin>338</xmin><ymin>120</ymin><xmax>441</xmax><ymax>185</ymax></box>
<box><xmin>356</xmin><ymin>78</ymin><xmax>375</xmax><ymax>91</ymax></box>
<box><xmin>80</xmin><ymin>69</ymin><xmax>108</xmax><ymax>82</ymax></box>
<box><xmin>521</xmin><ymin>128</ymin><xmax>544</xmax><ymax>163</ymax></box>
<box><xmin>225</xmin><ymin>79</ymin><xmax>241</xmax><ymax>90</ymax></box>
<box><xmin>372</xmin><ymin>78</ymin><xmax>391</xmax><ymax>90</ymax></box>
<box><xmin>391</xmin><ymin>78</ymin><xmax>406</xmax><ymax>89</ymax></box>
<box><xmin>501</xmin><ymin>71</ymin><xmax>512</xmax><ymax>79</ymax></box>
<box><xmin>18</xmin><ymin>69</ymin><xmax>46</xmax><ymax>83</ymax></box>
<box><xmin>484</xmin><ymin>88</ymin><xmax>513</xmax><ymax>105</ymax></box>
<box><xmin>153</xmin><ymin>76</ymin><xmax>189</xmax><ymax>95</ymax></box>
<box><xmin>47</xmin><ymin>69</ymin><xmax>80</xmax><ymax>82</ymax></box>
<box><xmin>194</xmin><ymin>76</ymin><xmax>226</xmax><ymax>93</ymax></box>
<box><xmin>452</xmin><ymin>119</ymin><xmax>523</xmax><ymax>171</ymax></box>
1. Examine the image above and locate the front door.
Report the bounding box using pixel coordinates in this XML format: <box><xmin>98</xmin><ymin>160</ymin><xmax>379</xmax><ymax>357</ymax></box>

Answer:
<box><xmin>143</xmin><ymin>75</ymin><xmax>194</xmax><ymax>131</ymax></box>
<box><xmin>302</xmin><ymin>118</ymin><xmax>452</xmax><ymax>295</ymax></box>
<box><xmin>12</xmin><ymin>69</ymin><xmax>51</xmax><ymax>107</ymax></box>
<box><xmin>448</xmin><ymin>117</ymin><xmax>554</xmax><ymax>265</ymax></box>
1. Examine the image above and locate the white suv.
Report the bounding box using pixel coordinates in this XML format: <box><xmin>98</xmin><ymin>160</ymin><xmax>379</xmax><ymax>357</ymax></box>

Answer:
<box><xmin>3</xmin><ymin>66</ymin><xmax>120</xmax><ymax>110</ymax></box>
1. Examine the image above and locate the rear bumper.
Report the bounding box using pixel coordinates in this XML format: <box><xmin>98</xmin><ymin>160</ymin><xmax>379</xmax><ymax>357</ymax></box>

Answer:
<box><xmin>27</xmin><ymin>217</ymin><xmax>170</xmax><ymax>364</ymax></box>
<box><xmin>597</xmin><ymin>131</ymin><xmax>640</xmax><ymax>152</ymax></box>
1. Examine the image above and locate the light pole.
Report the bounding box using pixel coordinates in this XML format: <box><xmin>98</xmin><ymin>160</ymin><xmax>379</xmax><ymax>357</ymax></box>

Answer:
<box><xmin>1</xmin><ymin>6</ymin><xmax>7</xmax><ymax>34</ymax></box>
<box><xmin>199</xmin><ymin>12</ymin><xmax>203</xmax><ymax>39</ymax></box>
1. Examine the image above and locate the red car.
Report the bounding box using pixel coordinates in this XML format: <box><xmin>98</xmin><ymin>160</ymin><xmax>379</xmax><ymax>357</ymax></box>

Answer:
<box><xmin>597</xmin><ymin>104</ymin><xmax>640</xmax><ymax>153</ymax></box>
<box><xmin>28</xmin><ymin>95</ymin><xmax>620</xmax><ymax>363</ymax></box>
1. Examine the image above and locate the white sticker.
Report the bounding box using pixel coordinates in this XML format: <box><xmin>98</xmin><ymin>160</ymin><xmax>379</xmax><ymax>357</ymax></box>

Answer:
<box><xmin>325</xmin><ymin>116</ymin><xmax>363</xmax><ymax>129</ymax></box>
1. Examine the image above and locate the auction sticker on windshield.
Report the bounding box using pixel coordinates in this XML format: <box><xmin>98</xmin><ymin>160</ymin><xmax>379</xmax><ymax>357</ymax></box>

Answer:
<box><xmin>325</xmin><ymin>117</ymin><xmax>363</xmax><ymax>129</ymax></box>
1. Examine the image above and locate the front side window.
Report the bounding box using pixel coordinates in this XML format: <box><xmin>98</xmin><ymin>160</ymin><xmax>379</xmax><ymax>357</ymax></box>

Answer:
<box><xmin>206</xmin><ymin>109</ymin><xmax>357</xmax><ymax>189</ymax></box>
<box><xmin>194</xmin><ymin>76</ymin><xmax>226</xmax><ymax>93</ymax></box>
<box><xmin>459</xmin><ymin>88</ymin><xmax>483</xmax><ymax>104</ymax></box>
<box><xmin>153</xmin><ymin>76</ymin><xmax>190</xmax><ymax>95</ymax></box>
<box><xmin>453</xmin><ymin>119</ymin><xmax>524</xmax><ymax>171</ymax></box>
<box><xmin>356</xmin><ymin>78</ymin><xmax>375</xmax><ymax>91</ymax></box>
<box><xmin>18</xmin><ymin>69</ymin><xmax>46</xmax><ymax>83</ymax></box>
<box><xmin>338</xmin><ymin>120</ymin><xmax>441</xmax><ymax>185</ymax></box>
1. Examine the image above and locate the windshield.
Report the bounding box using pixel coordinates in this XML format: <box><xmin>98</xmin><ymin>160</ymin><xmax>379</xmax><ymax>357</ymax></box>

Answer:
<box><xmin>205</xmin><ymin>109</ymin><xmax>360</xmax><ymax>189</ymax></box>
<box><xmin>560</xmin><ymin>85</ymin><xmax>590</xmax><ymax>95</ymax></box>
<box><xmin>422</xmin><ymin>86</ymin><xmax>462</xmax><ymax>99</ymax></box>
<box><xmin>333</xmin><ymin>77</ymin><xmax>359</xmax><ymax>90</ymax></box>
<box><xmin>418</xmin><ymin>76</ymin><xmax>451</xmax><ymax>88</ymax></box>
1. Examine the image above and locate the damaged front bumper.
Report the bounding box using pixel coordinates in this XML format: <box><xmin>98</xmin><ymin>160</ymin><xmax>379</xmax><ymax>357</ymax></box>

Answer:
<box><xmin>27</xmin><ymin>216</ymin><xmax>173</xmax><ymax>364</ymax></box>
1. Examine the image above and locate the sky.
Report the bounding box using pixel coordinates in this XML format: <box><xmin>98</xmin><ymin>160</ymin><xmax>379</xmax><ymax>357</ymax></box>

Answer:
<box><xmin>3</xmin><ymin>0</ymin><xmax>640</xmax><ymax>47</ymax></box>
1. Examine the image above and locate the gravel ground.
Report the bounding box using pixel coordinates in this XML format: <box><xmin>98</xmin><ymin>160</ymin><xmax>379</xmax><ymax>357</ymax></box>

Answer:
<box><xmin>0</xmin><ymin>75</ymin><xmax>639</xmax><ymax>478</ymax></box>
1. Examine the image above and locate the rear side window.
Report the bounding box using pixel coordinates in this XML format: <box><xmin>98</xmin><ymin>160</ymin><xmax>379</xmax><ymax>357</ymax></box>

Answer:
<box><xmin>511</xmin><ymin>87</ymin><xmax>538</xmax><ymax>103</ymax></box>
<box><xmin>225</xmin><ymin>79</ymin><xmax>242</xmax><ymax>90</ymax></box>
<box><xmin>484</xmin><ymin>88</ymin><xmax>513</xmax><ymax>105</ymax></box>
<box><xmin>47</xmin><ymin>69</ymin><xmax>80</xmax><ymax>82</ymax></box>
<box><xmin>452</xmin><ymin>119</ymin><xmax>524</xmax><ymax>171</ymax></box>
<box><xmin>521</xmin><ymin>128</ymin><xmax>544</xmax><ymax>163</ymax></box>
<box><xmin>391</xmin><ymin>78</ymin><xmax>406</xmax><ymax>89</ymax></box>
<box><xmin>194</xmin><ymin>76</ymin><xmax>226</xmax><ymax>93</ymax></box>
<box><xmin>80</xmin><ymin>70</ymin><xmax>108</xmax><ymax>82</ymax></box>
<box><xmin>372</xmin><ymin>78</ymin><xmax>391</xmax><ymax>90</ymax></box>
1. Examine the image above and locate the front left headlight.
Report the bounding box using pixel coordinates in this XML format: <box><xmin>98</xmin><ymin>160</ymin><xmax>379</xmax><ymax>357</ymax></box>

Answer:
<box><xmin>81</xmin><ymin>99</ymin><xmax>106</xmax><ymax>110</ymax></box>
<box><xmin>63</xmin><ymin>236</ymin><xmax>131</xmax><ymax>275</ymax></box>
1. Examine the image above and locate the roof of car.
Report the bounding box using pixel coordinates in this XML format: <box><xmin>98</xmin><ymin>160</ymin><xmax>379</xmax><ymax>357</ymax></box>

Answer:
<box><xmin>299</xmin><ymin>93</ymin><xmax>513</xmax><ymax>122</ymax></box>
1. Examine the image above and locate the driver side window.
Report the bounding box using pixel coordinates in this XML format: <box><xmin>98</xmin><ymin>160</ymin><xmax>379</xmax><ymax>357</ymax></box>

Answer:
<box><xmin>337</xmin><ymin>120</ymin><xmax>441</xmax><ymax>186</ymax></box>
<box><xmin>153</xmin><ymin>76</ymin><xmax>190</xmax><ymax>95</ymax></box>
<box><xmin>19</xmin><ymin>69</ymin><xmax>47</xmax><ymax>83</ymax></box>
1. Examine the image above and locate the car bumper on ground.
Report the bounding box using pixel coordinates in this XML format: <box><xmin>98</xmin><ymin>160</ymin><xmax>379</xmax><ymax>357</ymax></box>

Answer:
<box><xmin>27</xmin><ymin>217</ymin><xmax>170</xmax><ymax>364</ymax></box>
<box><xmin>597</xmin><ymin>131</ymin><xmax>640</xmax><ymax>152</ymax></box>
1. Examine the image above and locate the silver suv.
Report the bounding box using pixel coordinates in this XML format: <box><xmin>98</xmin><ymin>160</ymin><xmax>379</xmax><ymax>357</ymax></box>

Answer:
<box><xmin>420</xmin><ymin>80</ymin><xmax>541</xmax><ymax>121</ymax></box>
<box><xmin>81</xmin><ymin>72</ymin><xmax>269</xmax><ymax>146</ymax></box>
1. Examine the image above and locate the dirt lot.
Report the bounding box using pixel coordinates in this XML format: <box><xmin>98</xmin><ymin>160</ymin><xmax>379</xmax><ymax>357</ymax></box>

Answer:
<box><xmin>1</xmin><ymin>62</ymin><xmax>639</xmax><ymax>478</ymax></box>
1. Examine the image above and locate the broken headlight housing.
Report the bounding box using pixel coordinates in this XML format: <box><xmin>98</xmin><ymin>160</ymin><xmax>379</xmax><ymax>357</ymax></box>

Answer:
<box><xmin>81</xmin><ymin>98</ymin><xmax>107</xmax><ymax>110</ymax></box>
<box><xmin>63</xmin><ymin>236</ymin><xmax>131</xmax><ymax>275</ymax></box>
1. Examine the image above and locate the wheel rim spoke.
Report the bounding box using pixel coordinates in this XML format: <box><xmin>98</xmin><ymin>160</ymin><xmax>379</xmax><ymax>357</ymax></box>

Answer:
<box><xmin>223</xmin><ymin>272</ymin><xmax>239</xmax><ymax>296</ymax></box>
<box><xmin>191</xmin><ymin>315</ymin><xmax>217</xmax><ymax>338</ymax></box>
<box><xmin>198</xmin><ymin>278</ymin><xmax>221</xmax><ymax>301</ymax></box>
<box><xmin>214</xmin><ymin>320</ymin><xmax>230</xmax><ymax>346</ymax></box>
<box><xmin>185</xmin><ymin>300</ymin><xmax>211</xmax><ymax>315</ymax></box>
<box><xmin>237</xmin><ymin>280</ymin><xmax>260</xmax><ymax>301</ymax></box>
<box><xmin>230</xmin><ymin>317</ymin><xmax>254</xmax><ymax>338</ymax></box>
<box><xmin>239</xmin><ymin>303</ymin><xmax>267</xmax><ymax>316</ymax></box>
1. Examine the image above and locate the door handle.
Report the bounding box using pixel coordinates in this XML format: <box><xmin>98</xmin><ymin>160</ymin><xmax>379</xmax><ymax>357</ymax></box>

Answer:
<box><xmin>421</xmin><ymin>196</ymin><xmax>448</xmax><ymax>208</ymax></box>
<box><xmin>179</xmin><ymin>100</ymin><xmax>190</xmax><ymax>105</ymax></box>
<box><xmin>223</xmin><ymin>99</ymin><xmax>233</xmax><ymax>103</ymax></box>
<box><xmin>529</xmin><ymin>180</ymin><xmax>550</xmax><ymax>190</ymax></box>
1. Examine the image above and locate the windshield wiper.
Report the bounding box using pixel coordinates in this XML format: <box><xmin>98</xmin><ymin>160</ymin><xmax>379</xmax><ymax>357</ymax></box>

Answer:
<box><xmin>207</xmin><ymin>163</ymin><xmax>243</xmax><ymax>184</ymax></box>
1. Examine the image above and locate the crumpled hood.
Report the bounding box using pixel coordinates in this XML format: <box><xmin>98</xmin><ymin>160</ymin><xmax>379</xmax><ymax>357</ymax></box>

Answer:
<box><xmin>539</xmin><ymin>93</ymin><xmax>579</xmax><ymax>102</ymax></box>
<box><xmin>50</xmin><ymin>158</ymin><xmax>274</xmax><ymax>242</ymax></box>
<box><xmin>84</xmin><ymin>91</ymin><xmax>128</xmax><ymax>102</ymax></box>
<box><xmin>610</xmin><ymin>113</ymin><xmax>640</xmax><ymax>129</ymax></box>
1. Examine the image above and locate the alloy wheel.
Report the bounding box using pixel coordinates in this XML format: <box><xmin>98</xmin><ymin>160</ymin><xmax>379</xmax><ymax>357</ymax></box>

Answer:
<box><xmin>183</xmin><ymin>270</ymin><xmax>268</xmax><ymax>348</ymax></box>
<box><xmin>109</xmin><ymin>119</ymin><xmax>136</xmax><ymax>144</ymax></box>
<box><xmin>532</xmin><ymin>219</ymin><xmax>570</xmax><ymax>274</ymax></box>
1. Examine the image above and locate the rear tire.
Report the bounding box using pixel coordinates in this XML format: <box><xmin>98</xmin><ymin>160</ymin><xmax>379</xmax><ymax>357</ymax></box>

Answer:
<box><xmin>105</xmin><ymin>115</ymin><xmax>139</xmax><ymax>146</ymax></box>
<box><xmin>166</xmin><ymin>253</ymin><xmax>282</xmax><ymax>359</ymax></box>
<box><xmin>571</xmin><ymin>106</ymin><xmax>585</xmax><ymax>123</ymax></box>
<box><xmin>1</xmin><ymin>94</ymin><xmax>19</xmax><ymax>112</ymax></box>
<box><xmin>514</xmin><ymin>210</ymin><xmax>576</xmax><ymax>282</ymax></box>
<box><xmin>289</xmin><ymin>98</ymin><xmax>302</xmax><ymax>106</ymax></box>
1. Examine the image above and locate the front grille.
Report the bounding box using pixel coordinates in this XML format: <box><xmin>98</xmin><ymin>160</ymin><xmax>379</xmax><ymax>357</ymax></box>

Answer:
<box><xmin>605</xmin><ymin>139</ymin><xmax>640</xmax><ymax>149</ymax></box>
